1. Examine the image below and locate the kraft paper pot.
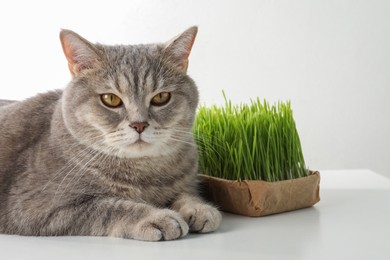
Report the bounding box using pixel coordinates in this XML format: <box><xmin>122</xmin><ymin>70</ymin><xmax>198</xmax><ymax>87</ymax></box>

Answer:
<box><xmin>199</xmin><ymin>171</ymin><xmax>320</xmax><ymax>217</ymax></box>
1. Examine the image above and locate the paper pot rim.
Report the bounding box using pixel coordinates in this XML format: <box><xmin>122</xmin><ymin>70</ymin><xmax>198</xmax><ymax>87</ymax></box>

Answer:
<box><xmin>199</xmin><ymin>171</ymin><xmax>321</xmax><ymax>217</ymax></box>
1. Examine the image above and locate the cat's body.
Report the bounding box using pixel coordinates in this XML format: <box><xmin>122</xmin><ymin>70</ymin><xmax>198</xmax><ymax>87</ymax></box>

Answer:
<box><xmin>0</xmin><ymin>27</ymin><xmax>221</xmax><ymax>241</ymax></box>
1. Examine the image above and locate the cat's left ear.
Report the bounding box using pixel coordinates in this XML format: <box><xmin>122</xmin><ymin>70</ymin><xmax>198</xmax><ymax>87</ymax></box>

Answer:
<box><xmin>163</xmin><ymin>26</ymin><xmax>198</xmax><ymax>73</ymax></box>
<box><xmin>60</xmin><ymin>29</ymin><xmax>102</xmax><ymax>77</ymax></box>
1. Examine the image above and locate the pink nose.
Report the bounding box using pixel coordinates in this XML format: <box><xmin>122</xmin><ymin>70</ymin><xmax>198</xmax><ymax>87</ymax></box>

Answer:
<box><xmin>129</xmin><ymin>121</ymin><xmax>149</xmax><ymax>134</ymax></box>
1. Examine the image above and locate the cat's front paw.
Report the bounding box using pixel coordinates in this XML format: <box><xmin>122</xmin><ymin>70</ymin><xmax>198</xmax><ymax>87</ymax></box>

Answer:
<box><xmin>178</xmin><ymin>204</ymin><xmax>222</xmax><ymax>233</ymax></box>
<box><xmin>132</xmin><ymin>209</ymin><xmax>189</xmax><ymax>241</ymax></box>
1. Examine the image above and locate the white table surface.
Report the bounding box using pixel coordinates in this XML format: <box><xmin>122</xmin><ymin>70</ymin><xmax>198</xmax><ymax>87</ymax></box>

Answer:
<box><xmin>1</xmin><ymin>169</ymin><xmax>390</xmax><ymax>260</ymax></box>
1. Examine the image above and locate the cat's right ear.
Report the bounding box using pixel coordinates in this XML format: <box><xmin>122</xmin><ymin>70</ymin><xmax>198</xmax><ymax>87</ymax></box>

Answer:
<box><xmin>163</xmin><ymin>26</ymin><xmax>198</xmax><ymax>74</ymax></box>
<box><xmin>60</xmin><ymin>30</ymin><xmax>102</xmax><ymax>77</ymax></box>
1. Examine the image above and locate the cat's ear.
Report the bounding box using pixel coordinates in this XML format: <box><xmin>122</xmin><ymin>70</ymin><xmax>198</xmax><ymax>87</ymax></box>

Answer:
<box><xmin>60</xmin><ymin>29</ymin><xmax>102</xmax><ymax>77</ymax></box>
<box><xmin>163</xmin><ymin>26</ymin><xmax>198</xmax><ymax>73</ymax></box>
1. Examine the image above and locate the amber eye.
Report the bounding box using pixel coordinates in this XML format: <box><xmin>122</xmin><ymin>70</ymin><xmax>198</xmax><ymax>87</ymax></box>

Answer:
<box><xmin>100</xmin><ymin>93</ymin><xmax>123</xmax><ymax>108</ymax></box>
<box><xmin>151</xmin><ymin>92</ymin><xmax>171</xmax><ymax>106</ymax></box>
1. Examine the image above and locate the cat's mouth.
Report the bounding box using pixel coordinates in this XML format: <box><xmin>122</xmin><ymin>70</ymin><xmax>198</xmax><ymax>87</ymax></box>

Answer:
<box><xmin>134</xmin><ymin>139</ymin><xmax>147</xmax><ymax>144</ymax></box>
<box><xmin>132</xmin><ymin>136</ymin><xmax>150</xmax><ymax>146</ymax></box>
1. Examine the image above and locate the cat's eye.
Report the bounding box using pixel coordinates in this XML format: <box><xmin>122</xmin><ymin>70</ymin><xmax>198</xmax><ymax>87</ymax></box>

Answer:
<box><xmin>151</xmin><ymin>92</ymin><xmax>171</xmax><ymax>106</ymax></box>
<box><xmin>100</xmin><ymin>93</ymin><xmax>123</xmax><ymax>108</ymax></box>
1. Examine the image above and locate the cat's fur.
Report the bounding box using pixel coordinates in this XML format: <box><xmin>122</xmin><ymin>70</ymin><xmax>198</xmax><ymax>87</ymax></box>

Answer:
<box><xmin>0</xmin><ymin>27</ymin><xmax>221</xmax><ymax>241</ymax></box>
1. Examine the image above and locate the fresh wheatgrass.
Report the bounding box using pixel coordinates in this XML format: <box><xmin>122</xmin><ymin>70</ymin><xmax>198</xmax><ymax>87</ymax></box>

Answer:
<box><xmin>193</xmin><ymin>92</ymin><xmax>309</xmax><ymax>182</ymax></box>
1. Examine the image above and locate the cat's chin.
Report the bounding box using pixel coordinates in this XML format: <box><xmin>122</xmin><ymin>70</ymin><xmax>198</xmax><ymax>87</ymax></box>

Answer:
<box><xmin>111</xmin><ymin>142</ymin><xmax>168</xmax><ymax>159</ymax></box>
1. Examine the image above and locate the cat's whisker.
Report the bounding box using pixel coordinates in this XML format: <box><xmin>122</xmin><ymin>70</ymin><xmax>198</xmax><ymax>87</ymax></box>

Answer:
<box><xmin>51</xmin><ymin>148</ymin><xmax>102</xmax><ymax>207</ymax></box>
<box><xmin>41</xmin><ymin>146</ymin><xmax>94</xmax><ymax>192</ymax></box>
<box><xmin>165</xmin><ymin>137</ymin><xmax>197</xmax><ymax>148</ymax></box>
<box><xmin>168</xmin><ymin>131</ymin><xmax>226</xmax><ymax>159</ymax></box>
<box><xmin>154</xmin><ymin>129</ymin><xmax>219</xmax><ymax>153</ymax></box>
<box><xmin>66</xmin><ymin>149</ymin><xmax>109</xmax><ymax>200</ymax></box>
<box><xmin>71</xmin><ymin>151</ymin><xmax>114</xmax><ymax>197</ymax></box>
<box><xmin>50</xmin><ymin>148</ymin><xmax>96</xmax><ymax>194</ymax></box>
<box><xmin>39</xmin><ymin>131</ymin><xmax>108</xmax><ymax>153</ymax></box>
<box><xmin>41</xmin><ymin>137</ymin><xmax>108</xmax><ymax>192</ymax></box>
<box><xmin>76</xmin><ymin>149</ymin><xmax>114</xmax><ymax>196</ymax></box>
<box><xmin>49</xmin><ymin>140</ymin><xmax>105</xmax><ymax>200</ymax></box>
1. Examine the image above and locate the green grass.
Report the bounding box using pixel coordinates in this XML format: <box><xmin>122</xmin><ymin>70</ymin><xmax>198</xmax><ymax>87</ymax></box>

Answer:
<box><xmin>193</xmin><ymin>92</ymin><xmax>309</xmax><ymax>181</ymax></box>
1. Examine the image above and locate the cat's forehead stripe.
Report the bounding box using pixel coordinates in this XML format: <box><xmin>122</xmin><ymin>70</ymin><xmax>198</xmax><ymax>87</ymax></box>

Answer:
<box><xmin>109</xmin><ymin>77</ymin><xmax>123</xmax><ymax>96</ymax></box>
<box><xmin>141</xmin><ymin>67</ymin><xmax>151</xmax><ymax>90</ymax></box>
<box><xmin>131</xmin><ymin>66</ymin><xmax>140</xmax><ymax>91</ymax></box>
<box><xmin>120</xmin><ymin>73</ymin><xmax>133</xmax><ymax>94</ymax></box>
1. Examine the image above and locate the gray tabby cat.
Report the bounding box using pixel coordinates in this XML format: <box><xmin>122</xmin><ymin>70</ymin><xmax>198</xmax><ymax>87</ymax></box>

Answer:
<box><xmin>0</xmin><ymin>27</ymin><xmax>221</xmax><ymax>241</ymax></box>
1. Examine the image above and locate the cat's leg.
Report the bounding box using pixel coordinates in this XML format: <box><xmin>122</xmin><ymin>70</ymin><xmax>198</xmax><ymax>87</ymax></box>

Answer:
<box><xmin>171</xmin><ymin>194</ymin><xmax>222</xmax><ymax>233</ymax></box>
<box><xmin>23</xmin><ymin>196</ymin><xmax>188</xmax><ymax>241</ymax></box>
<box><xmin>108</xmin><ymin>204</ymin><xmax>189</xmax><ymax>241</ymax></box>
<box><xmin>104</xmin><ymin>200</ymin><xmax>189</xmax><ymax>241</ymax></box>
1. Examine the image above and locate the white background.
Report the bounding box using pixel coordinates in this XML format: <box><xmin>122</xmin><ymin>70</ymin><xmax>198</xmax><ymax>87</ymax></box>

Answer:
<box><xmin>0</xmin><ymin>0</ymin><xmax>389</xmax><ymax>177</ymax></box>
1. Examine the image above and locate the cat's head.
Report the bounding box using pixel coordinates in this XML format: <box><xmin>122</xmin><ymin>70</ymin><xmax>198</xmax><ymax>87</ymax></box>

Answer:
<box><xmin>60</xmin><ymin>27</ymin><xmax>199</xmax><ymax>158</ymax></box>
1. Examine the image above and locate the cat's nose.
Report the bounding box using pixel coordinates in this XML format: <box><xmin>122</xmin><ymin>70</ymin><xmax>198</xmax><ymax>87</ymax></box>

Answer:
<box><xmin>129</xmin><ymin>121</ymin><xmax>149</xmax><ymax>134</ymax></box>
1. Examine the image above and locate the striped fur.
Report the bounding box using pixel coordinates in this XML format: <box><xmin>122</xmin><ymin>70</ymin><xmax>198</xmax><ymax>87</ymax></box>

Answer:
<box><xmin>0</xmin><ymin>27</ymin><xmax>221</xmax><ymax>241</ymax></box>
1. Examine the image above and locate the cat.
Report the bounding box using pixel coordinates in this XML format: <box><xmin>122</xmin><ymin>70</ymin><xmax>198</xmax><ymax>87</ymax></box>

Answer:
<box><xmin>0</xmin><ymin>27</ymin><xmax>221</xmax><ymax>241</ymax></box>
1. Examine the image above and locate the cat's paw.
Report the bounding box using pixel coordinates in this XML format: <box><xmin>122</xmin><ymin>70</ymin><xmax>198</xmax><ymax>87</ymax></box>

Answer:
<box><xmin>178</xmin><ymin>203</ymin><xmax>222</xmax><ymax>233</ymax></box>
<box><xmin>132</xmin><ymin>209</ymin><xmax>189</xmax><ymax>241</ymax></box>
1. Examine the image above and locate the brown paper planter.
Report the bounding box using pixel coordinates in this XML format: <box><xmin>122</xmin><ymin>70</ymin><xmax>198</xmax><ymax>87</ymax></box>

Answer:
<box><xmin>199</xmin><ymin>171</ymin><xmax>320</xmax><ymax>217</ymax></box>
